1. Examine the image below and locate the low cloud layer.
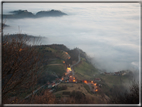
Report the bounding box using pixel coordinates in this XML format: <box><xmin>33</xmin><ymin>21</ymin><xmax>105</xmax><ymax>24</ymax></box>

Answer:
<box><xmin>3</xmin><ymin>3</ymin><xmax>140</xmax><ymax>72</ymax></box>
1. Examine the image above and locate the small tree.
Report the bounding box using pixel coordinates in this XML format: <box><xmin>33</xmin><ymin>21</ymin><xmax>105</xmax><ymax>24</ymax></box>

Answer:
<box><xmin>2</xmin><ymin>34</ymin><xmax>43</xmax><ymax>103</ymax></box>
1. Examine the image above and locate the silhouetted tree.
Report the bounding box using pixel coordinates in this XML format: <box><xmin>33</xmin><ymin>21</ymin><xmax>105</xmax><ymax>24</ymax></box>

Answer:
<box><xmin>2</xmin><ymin>34</ymin><xmax>43</xmax><ymax>103</ymax></box>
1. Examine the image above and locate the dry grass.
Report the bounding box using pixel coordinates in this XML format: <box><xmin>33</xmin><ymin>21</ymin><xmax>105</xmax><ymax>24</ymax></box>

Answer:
<box><xmin>53</xmin><ymin>83</ymin><xmax>105</xmax><ymax>104</ymax></box>
<box><xmin>55</xmin><ymin>83</ymin><xmax>88</xmax><ymax>95</ymax></box>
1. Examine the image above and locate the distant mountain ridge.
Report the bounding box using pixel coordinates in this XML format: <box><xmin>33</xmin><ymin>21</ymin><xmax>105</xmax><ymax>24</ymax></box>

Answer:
<box><xmin>3</xmin><ymin>9</ymin><xmax>67</xmax><ymax>19</ymax></box>
<box><xmin>36</xmin><ymin>9</ymin><xmax>67</xmax><ymax>17</ymax></box>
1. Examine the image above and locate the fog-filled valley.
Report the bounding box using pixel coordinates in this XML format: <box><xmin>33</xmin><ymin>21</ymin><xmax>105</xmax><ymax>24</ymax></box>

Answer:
<box><xmin>3</xmin><ymin>3</ymin><xmax>140</xmax><ymax>73</ymax></box>
<box><xmin>1</xmin><ymin>3</ymin><xmax>141</xmax><ymax>104</ymax></box>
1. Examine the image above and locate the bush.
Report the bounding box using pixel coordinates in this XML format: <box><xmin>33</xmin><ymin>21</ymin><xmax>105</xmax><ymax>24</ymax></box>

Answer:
<box><xmin>108</xmin><ymin>82</ymin><xmax>139</xmax><ymax>104</ymax></box>
<box><xmin>31</xmin><ymin>90</ymin><xmax>55</xmax><ymax>104</ymax></box>
<box><xmin>2</xmin><ymin>34</ymin><xmax>44</xmax><ymax>103</ymax></box>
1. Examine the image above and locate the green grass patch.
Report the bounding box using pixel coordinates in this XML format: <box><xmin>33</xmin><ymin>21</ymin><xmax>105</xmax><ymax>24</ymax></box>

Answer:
<box><xmin>74</xmin><ymin>58</ymin><xmax>99</xmax><ymax>80</ymax></box>
<box><xmin>98</xmin><ymin>74</ymin><xmax>130</xmax><ymax>88</ymax></box>
<box><xmin>47</xmin><ymin>64</ymin><xmax>66</xmax><ymax>77</ymax></box>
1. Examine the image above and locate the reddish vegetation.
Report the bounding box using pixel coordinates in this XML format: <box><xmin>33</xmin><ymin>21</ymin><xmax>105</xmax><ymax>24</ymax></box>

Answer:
<box><xmin>32</xmin><ymin>90</ymin><xmax>55</xmax><ymax>104</ymax></box>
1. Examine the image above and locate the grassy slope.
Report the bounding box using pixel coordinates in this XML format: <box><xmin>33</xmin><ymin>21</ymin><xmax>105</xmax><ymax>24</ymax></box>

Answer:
<box><xmin>53</xmin><ymin>83</ymin><xmax>102</xmax><ymax>103</ymax></box>
<box><xmin>97</xmin><ymin>74</ymin><xmax>132</xmax><ymax>95</ymax></box>
<box><xmin>73</xmin><ymin>56</ymin><xmax>131</xmax><ymax>99</ymax></box>
<box><xmin>36</xmin><ymin>45</ymin><xmax>132</xmax><ymax>101</ymax></box>
<box><xmin>37</xmin><ymin>46</ymin><xmax>69</xmax><ymax>77</ymax></box>
<box><xmin>99</xmin><ymin>75</ymin><xmax>130</xmax><ymax>87</ymax></box>
<box><xmin>46</xmin><ymin>64</ymin><xmax>66</xmax><ymax>77</ymax></box>
<box><xmin>74</xmin><ymin>57</ymin><xmax>99</xmax><ymax>80</ymax></box>
<box><xmin>15</xmin><ymin>46</ymin><xmax>68</xmax><ymax>99</ymax></box>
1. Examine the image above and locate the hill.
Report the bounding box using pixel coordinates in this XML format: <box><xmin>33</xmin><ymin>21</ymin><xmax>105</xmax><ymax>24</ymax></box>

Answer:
<box><xmin>3</xmin><ymin>34</ymin><xmax>136</xmax><ymax>104</ymax></box>
<box><xmin>3</xmin><ymin>9</ymin><xmax>67</xmax><ymax>19</ymax></box>
<box><xmin>36</xmin><ymin>9</ymin><xmax>67</xmax><ymax>17</ymax></box>
<box><xmin>73</xmin><ymin>57</ymin><xmax>99</xmax><ymax>80</ymax></box>
<box><xmin>3</xmin><ymin>34</ymin><xmax>42</xmax><ymax>40</ymax></box>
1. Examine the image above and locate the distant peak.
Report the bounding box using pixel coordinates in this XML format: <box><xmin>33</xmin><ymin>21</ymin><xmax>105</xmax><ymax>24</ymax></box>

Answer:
<box><xmin>4</xmin><ymin>9</ymin><xmax>67</xmax><ymax>19</ymax></box>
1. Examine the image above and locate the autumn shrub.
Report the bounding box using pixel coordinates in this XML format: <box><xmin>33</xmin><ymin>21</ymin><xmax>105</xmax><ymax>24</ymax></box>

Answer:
<box><xmin>108</xmin><ymin>82</ymin><xmax>139</xmax><ymax>104</ymax></box>
<box><xmin>27</xmin><ymin>90</ymin><xmax>56</xmax><ymax>104</ymax></box>
<box><xmin>2</xmin><ymin>34</ymin><xmax>44</xmax><ymax>103</ymax></box>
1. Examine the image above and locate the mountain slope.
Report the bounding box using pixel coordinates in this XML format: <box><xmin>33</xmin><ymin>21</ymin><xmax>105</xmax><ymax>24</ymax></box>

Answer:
<box><xmin>3</xmin><ymin>9</ymin><xmax>67</xmax><ymax>19</ymax></box>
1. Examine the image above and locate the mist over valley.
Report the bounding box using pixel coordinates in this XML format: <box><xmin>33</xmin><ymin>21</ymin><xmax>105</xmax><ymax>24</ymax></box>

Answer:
<box><xmin>2</xmin><ymin>3</ymin><xmax>141</xmax><ymax>104</ymax></box>
<box><xmin>3</xmin><ymin>3</ymin><xmax>140</xmax><ymax>73</ymax></box>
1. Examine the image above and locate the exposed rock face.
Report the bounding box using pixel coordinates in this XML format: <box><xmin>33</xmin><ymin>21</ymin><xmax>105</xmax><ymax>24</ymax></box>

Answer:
<box><xmin>3</xmin><ymin>9</ymin><xmax>67</xmax><ymax>19</ymax></box>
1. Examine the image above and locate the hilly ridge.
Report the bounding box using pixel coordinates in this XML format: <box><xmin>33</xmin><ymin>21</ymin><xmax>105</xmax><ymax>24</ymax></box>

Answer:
<box><xmin>3</xmin><ymin>9</ymin><xmax>67</xmax><ymax>19</ymax></box>
<box><xmin>2</xmin><ymin>33</ymin><xmax>137</xmax><ymax>104</ymax></box>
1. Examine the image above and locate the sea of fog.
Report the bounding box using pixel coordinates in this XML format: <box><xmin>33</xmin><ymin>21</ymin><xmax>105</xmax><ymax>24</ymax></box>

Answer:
<box><xmin>3</xmin><ymin>3</ymin><xmax>140</xmax><ymax>72</ymax></box>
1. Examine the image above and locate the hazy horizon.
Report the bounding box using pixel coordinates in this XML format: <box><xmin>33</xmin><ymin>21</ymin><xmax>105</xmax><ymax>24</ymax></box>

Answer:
<box><xmin>3</xmin><ymin>3</ymin><xmax>140</xmax><ymax>72</ymax></box>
